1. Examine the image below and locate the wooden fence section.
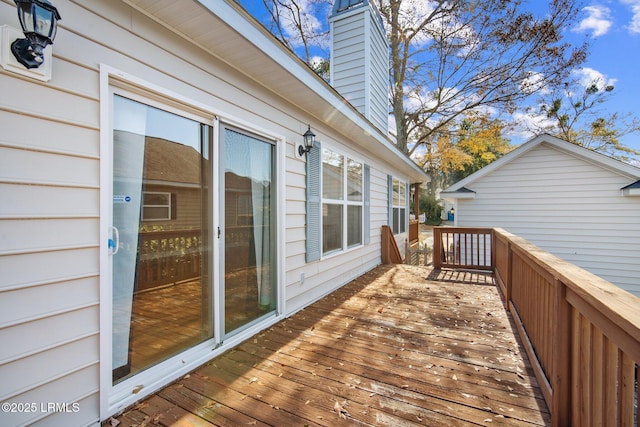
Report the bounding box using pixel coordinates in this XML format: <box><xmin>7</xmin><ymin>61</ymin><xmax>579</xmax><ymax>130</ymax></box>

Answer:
<box><xmin>434</xmin><ymin>227</ymin><xmax>640</xmax><ymax>426</ymax></box>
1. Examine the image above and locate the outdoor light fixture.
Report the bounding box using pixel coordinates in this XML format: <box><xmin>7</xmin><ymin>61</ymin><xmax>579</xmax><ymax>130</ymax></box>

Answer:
<box><xmin>11</xmin><ymin>0</ymin><xmax>61</xmax><ymax>69</ymax></box>
<box><xmin>298</xmin><ymin>125</ymin><xmax>316</xmax><ymax>156</ymax></box>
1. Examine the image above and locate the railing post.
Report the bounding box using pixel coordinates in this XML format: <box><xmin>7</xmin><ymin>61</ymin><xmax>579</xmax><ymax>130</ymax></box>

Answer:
<box><xmin>404</xmin><ymin>238</ymin><xmax>409</xmax><ymax>264</ymax></box>
<box><xmin>506</xmin><ymin>240</ymin><xmax>512</xmax><ymax>306</ymax></box>
<box><xmin>490</xmin><ymin>229</ymin><xmax>496</xmax><ymax>271</ymax></box>
<box><xmin>551</xmin><ymin>279</ymin><xmax>571</xmax><ymax>426</ymax></box>
<box><xmin>433</xmin><ymin>227</ymin><xmax>442</xmax><ymax>269</ymax></box>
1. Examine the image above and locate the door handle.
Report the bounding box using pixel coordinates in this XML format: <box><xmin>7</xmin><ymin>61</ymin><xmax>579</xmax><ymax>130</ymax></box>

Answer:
<box><xmin>109</xmin><ymin>226</ymin><xmax>120</xmax><ymax>255</ymax></box>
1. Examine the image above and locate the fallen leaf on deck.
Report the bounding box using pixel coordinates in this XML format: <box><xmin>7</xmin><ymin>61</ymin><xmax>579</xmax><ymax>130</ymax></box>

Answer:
<box><xmin>333</xmin><ymin>400</ymin><xmax>349</xmax><ymax>419</ymax></box>
<box><xmin>133</xmin><ymin>402</ymin><xmax>149</xmax><ymax>410</ymax></box>
<box><xmin>109</xmin><ymin>417</ymin><xmax>120</xmax><ymax>426</ymax></box>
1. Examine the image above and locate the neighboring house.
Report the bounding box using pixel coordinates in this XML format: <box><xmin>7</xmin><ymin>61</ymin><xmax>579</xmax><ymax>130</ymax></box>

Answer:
<box><xmin>0</xmin><ymin>0</ymin><xmax>427</xmax><ymax>425</ymax></box>
<box><xmin>441</xmin><ymin>134</ymin><xmax>640</xmax><ymax>296</ymax></box>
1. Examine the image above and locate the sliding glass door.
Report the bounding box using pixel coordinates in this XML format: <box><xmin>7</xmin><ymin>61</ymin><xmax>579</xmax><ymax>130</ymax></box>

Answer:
<box><xmin>222</xmin><ymin>126</ymin><xmax>276</xmax><ymax>335</ymax></box>
<box><xmin>111</xmin><ymin>95</ymin><xmax>212</xmax><ymax>384</ymax></box>
<box><xmin>109</xmin><ymin>94</ymin><xmax>278</xmax><ymax>387</ymax></box>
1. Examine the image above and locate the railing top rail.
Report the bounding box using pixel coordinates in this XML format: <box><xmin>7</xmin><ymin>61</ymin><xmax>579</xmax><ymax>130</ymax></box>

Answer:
<box><xmin>433</xmin><ymin>226</ymin><xmax>492</xmax><ymax>234</ymax></box>
<box><xmin>492</xmin><ymin>227</ymin><xmax>640</xmax><ymax>345</ymax></box>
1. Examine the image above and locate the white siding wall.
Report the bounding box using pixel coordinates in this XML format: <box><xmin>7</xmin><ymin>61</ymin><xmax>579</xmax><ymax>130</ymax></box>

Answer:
<box><xmin>456</xmin><ymin>143</ymin><xmax>640</xmax><ymax>295</ymax></box>
<box><xmin>0</xmin><ymin>0</ymin><xmax>414</xmax><ymax>424</ymax></box>
<box><xmin>0</xmin><ymin>0</ymin><xmax>101</xmax><ymax>423</ymax></box>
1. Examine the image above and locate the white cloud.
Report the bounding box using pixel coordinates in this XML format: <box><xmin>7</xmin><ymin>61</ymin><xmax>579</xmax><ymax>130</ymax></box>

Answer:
<box><xmin>520</xmin><ymin>72</ymin><xmax>550</xmax><ymax>96</ymax></box>
<box><xmin>508</xmin><ymin>110</ymin><xmax>557</xmax><ymax>140</ymax></box>
<box><xmin>572</xmin><ymin>67</ymin><xmax>617</xmax><ymax>90</ymax></box>
<box><xmin>621</xmin><ymin>0</ymin><xmax>640</xmax><ymax>33</ymax></box>
<box><xmin>381</xmin><ymin>0</ymin><xmax>475</xmax><ymax>48</ymax></box>
<box><xmin>277</xmin><ymin>0</ymin><xmax>328</xmax><ymax>49</ymax></box>
<box><xmin>573</xmin><ymin>5</ymin><xmax>613</xmax><ymax>37</ymax></box>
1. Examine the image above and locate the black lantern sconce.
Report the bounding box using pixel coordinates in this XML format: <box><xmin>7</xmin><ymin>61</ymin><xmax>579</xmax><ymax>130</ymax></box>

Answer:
<box><xmin>298</xmin><ymin>125</ymin><xmax>316</xmax><ymax>156</ymax></box>
<box><xmin>11</xmin><ymin>0</ymin><xmax>61</xmax><ymax>69</ymax></box>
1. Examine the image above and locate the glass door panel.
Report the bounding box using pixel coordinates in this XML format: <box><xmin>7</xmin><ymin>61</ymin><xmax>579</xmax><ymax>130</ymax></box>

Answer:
<box><xmin>223</xmin><ymin>127</ymin><xmax>276</xmax><ymax>335</ymax></box>
<box><xmin>111</xmin><ymin>95</ymin><xmax>212</xmax><ymax>384</ymax></box>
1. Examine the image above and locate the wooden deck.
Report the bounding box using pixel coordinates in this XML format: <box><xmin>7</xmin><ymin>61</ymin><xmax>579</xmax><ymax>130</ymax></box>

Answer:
<box><xmin>107</xmin><ymin>264</ymin><xmax>550</xmax><ymax>426</ymax></box>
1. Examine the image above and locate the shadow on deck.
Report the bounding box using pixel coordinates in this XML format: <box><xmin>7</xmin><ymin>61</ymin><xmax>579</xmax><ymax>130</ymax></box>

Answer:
<box><xmin>108</xmin><ymin>264</ymin><xmax>550</xmax><ymax>426</ymax></box>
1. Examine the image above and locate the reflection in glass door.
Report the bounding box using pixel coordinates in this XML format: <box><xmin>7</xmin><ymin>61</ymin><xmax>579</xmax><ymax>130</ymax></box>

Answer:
<box><xmin>111</xmin><ymin>95</ymin><xmax>212</xmax><ymax>384</ymax></box>
<box><xmin>223</xmin><ymin>127</ymin><xmax>276</xmax><ymax>335</ymax></box>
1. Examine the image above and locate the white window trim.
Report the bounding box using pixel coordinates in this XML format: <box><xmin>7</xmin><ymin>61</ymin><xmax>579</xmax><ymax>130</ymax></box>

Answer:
<box><xmin>142</xmin><ymin>191</ymin><xmax>172</xmax><ymax>221</ymax></box>
<box><xmin>391</xmin><ymin>176</ymin><xmax>408</xmax><ymax>235</ymax></box>
<box><xmin>320</xmin><ymin>147</ymin><xmax>364</xmax><ymax>257</ymax></box>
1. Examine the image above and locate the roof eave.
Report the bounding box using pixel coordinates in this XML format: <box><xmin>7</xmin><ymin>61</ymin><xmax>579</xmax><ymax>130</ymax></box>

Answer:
<box><xmin>121</xmin><ymin>0</ymin><xmax>428</xmax><ymax>183</ymax></box>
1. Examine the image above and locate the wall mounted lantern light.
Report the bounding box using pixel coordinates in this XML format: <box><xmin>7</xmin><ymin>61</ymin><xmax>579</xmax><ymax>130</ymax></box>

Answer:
<box><xmin>11</xmin><ymin>0</ymin><xmax>61</xmax><ymax>69</ymax></box>
<box><xmin>298</xmin><ymin>125</ymin><xmax>316</xmax><ymax>156</ymax></box>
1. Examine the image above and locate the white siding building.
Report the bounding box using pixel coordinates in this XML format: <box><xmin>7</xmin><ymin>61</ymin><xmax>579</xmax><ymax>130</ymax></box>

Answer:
<box><xmin>442</xmin><ymin>134</ymin><xmax>640</xmax><ymax>296</ymax></box>
<box><xmin>0</xmin><ymin>0</ymin><xmax>426</xmax><ymax>425</ymax></box>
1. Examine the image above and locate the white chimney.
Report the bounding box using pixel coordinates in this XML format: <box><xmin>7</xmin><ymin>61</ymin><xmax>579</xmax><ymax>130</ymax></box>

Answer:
<box><xmin>329</xmin><ymin>0</ymin><xmax>389</xmax><ymax>134</ymax></box>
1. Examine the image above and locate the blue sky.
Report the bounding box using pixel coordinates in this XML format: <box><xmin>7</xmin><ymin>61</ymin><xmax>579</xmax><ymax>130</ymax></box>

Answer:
<box><xmin>577</xmin><ymin>1</ymin><xmax>640</xmax><ymax>153</ymax></box>
<box><xmin>529</xmin><ymin>0</ymin><xmax>640</xmax><ymax>155</ymax></box>
<box><xmin>240</xmin><ymin>1</ymin><xmax>640</xmax><ymax>159</ymax></box>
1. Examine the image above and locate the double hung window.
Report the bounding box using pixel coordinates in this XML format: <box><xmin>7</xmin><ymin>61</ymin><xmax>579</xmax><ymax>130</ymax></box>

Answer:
<box><xmin>322</xmin><ymin>149</ymin><xmax>363</xmax><ymax>254</ymax></box>
<box><xmin>391</xmin><ymin>177</ymin><xmax>407</xmax><ymax>234</ymax></box>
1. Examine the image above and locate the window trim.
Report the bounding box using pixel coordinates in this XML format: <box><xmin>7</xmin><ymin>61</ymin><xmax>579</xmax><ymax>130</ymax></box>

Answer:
<box><xmin>100</xmin><ymin>64</ymin><xmax>287</xmax><ymax>421</ymax></box>
<box><xmin>320</xmin><ymin>147</ymin><xmax>365</xmax><ymax>256</ymax></box>
<box><xmin>142</xmin><ymin>191</ymin><xmax>172</xmax><ymax>221</ymax></box>
<box><xmin>390</xmin><ymin>176</ymin><xmax>408</xmax><ymax>235</ymax></box>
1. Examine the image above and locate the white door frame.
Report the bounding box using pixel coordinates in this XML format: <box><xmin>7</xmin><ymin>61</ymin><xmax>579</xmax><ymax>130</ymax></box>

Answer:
<box><xmin>98</xmin><ymin>64</ymin><xmax>286</xmax><ymax>421</ymax></box>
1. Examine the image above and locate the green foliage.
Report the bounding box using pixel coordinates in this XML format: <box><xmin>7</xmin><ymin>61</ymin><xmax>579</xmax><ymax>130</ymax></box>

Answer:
<box><xmin>538</xmin><ymin>78</ymin><xmax>640</xmax><ymax>161</ymax></box>
<box><xmin>419</xmin><ymin>194</ymin><xmax>442</xmax><ymax>225</ymax></box>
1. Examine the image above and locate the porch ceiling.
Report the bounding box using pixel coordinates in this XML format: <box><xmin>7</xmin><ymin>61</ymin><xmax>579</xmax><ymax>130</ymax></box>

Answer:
<box><xmin>121</xmin><ymin>0</ymin><xmax>428</xmax><ymax>183</ymax></box>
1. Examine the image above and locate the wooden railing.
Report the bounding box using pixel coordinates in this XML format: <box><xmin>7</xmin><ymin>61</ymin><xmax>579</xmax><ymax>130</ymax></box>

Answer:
<box><xmin>408</xmin><ymin>219</ymin><xmax>419</xmax><ymax>243</ymax></box>
<box><xmin>137</xmin><ymin>229</ymin><xmax>203</xmax><ymax>291</ymax></box>
<box><xmin>381</xmin><ymin>225</ymin><xmax>403</xmax><ymax>264</ymax></box>
<box><xmin>432</xmin><ymin>227</ymin><xmax>492</xmax><ymax>270</ymax></box>
<box><xmin>433</xmin><ymin>227</ymin><xmax>640</xmax><ymax>426</ymax></box>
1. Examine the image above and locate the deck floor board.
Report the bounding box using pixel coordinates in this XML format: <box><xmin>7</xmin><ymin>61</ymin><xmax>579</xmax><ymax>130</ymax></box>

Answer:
<box><xmin>106</xmin><ymin>265</ymin><xmax>550</xmax><ymax>426</ymax></box>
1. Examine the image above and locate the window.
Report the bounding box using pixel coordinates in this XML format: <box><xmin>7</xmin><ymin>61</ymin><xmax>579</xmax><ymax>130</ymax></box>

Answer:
<box><xmin>142</xmin><ymin>192</ymin><xmax>171</xmax><ymax>221</ymax></box>
<box><xmin>322</xmin><ymin>148</ymin><xmax>363</xmax><ymax>254</ymax></box>
<box><xmin>391</xmin><ymin>177</ymin><xmax>407</xmax><ymax>234</ymax></box>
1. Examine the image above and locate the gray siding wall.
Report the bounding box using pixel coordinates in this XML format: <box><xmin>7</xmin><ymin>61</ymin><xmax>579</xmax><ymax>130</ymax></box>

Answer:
<box><xmin>331</xmin><ymin>4</ymin><xmax>389</xmax><ymax>133</ymax></box>
<box><xmin>456</xmin><ymin>143</ymin><xmax>640</xmax><ymax>296</ymax></box>
<box><xmin>332</xmin><ymin>12</ymin><xmax>367</xmax><ymax>112</ymax></box>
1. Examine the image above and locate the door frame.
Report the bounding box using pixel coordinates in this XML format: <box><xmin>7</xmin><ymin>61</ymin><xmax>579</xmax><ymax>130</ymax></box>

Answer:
<box><xmin>98</xmin><ymin>65</ymin><xmax>286</xmax><ymax>420</ymax></box>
